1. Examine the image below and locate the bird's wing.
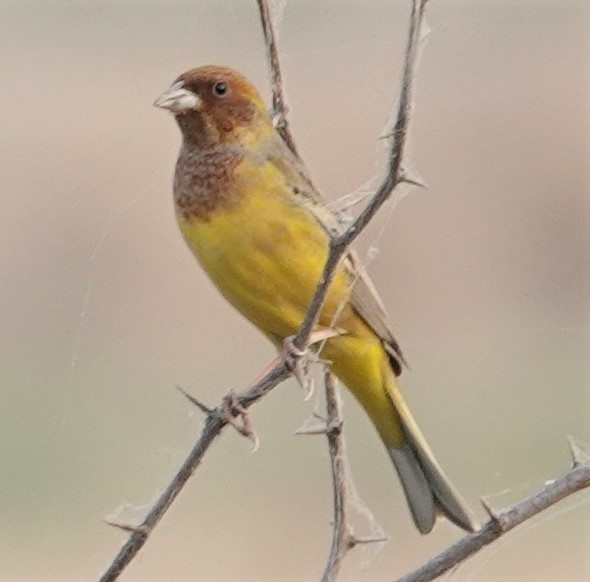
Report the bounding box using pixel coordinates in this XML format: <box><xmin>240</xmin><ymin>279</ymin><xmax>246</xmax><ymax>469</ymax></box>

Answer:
<box><xmin>264</xmin><ymin>137</ymin><xmax>407</xmax><ymax>375</ymax></box>
<box><xmin>343</xmin><ymin>250</ymin><xmax>407</xmax><ymax>375</ymax></box>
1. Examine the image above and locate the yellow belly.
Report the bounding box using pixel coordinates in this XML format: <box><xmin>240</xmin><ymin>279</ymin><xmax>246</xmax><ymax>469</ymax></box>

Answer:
<box><xmin>176</xmin><ymin>157</ymin><xmax>403</xmax><ymax>445</ymax></box>
<box><xmin>176</xmin><ymin>161</ymin><xmax>350</xmax><ymax>342</ymax></box>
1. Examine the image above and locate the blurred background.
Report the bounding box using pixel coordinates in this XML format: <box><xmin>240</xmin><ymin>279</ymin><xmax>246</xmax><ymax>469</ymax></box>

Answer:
<box><xmin>1</xmin><ymin>1</ymin><xmax>588</xmax><ymax>580</ymax></box>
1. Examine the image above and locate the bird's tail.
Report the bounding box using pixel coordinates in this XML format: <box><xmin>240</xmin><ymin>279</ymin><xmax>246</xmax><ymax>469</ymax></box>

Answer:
<box><xmin>383</xmin><ymin>364</ymin><xmax>478</xmax><ymax>534</ymax></box>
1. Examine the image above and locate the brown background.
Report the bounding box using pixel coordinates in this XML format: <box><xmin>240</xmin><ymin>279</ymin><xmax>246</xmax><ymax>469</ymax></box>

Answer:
<box><xmin>1</xmin><ymin>1</ymin><xmax>588</xmax><ymax>580</ymax></box>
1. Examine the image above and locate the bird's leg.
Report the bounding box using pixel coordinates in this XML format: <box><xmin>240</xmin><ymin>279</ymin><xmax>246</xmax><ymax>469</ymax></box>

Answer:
<box><xmin>282</xmin><ymin>336</ymin><xmax>313</xmax><ymax>399</ymax></box>
<box><xmin>282</xmin><ymin>327</ymin><xmax>344</xmax><ymax>400</ymax></box>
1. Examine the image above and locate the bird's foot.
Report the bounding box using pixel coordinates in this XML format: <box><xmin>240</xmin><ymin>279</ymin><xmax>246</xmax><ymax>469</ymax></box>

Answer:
<box><xmin>282</xmin><ymin>328</ymin><xmax>344</xmax><ymax>401</ymax></box>
<box><xmin>282</xmin><ymin>336</ymin><xmax>315</xmax><ymax>400</ymax></box>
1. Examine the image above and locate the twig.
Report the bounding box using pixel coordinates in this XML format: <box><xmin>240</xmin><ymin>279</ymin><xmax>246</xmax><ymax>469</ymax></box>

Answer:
<box><xmin>99</xmin><ymin>363</ymin><xmax>290</xmax><ymax>582</ymax></box>
<box><xmin>255</xmin><ymin>0</ymin><xmax>299</xmax><ymax>157</ymax></box>
<box><xmin>395</xmin><ymin>461</ymin><xmax>590</xmax><ymax>582</ymax></box>
<box><xmin>302</xmin><ymin>372</ymin><xmax>386</xmax><ymax>581</ymax></box>
<box><xmin>292</xmin><ymin>0</ymin><xmax>428</xmax><ymax>350</ymax></box>
<box><xmin>99</xmin><ymin>0</ymin><xmax>427</xmax><ymax>579</ymax></box>
<box><xmin>321</xmin><ymin>374</ymin><xmax>386</xmax><ymax>580</ymax></box>
<box><xmin>321</xmin><ymin>372</ymin><xmax>351</xmax><ymax>582</ymax></box>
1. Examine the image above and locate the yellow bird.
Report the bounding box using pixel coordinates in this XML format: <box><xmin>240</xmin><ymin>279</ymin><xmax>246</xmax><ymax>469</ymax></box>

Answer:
<box><xmin>154</xmin><ymin>65</ymin><xmax>476</xmax><ymax>534</ymax></box>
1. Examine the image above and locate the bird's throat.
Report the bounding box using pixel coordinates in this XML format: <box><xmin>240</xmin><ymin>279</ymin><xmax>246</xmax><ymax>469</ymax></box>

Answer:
<box><xmin>173</xmin><ymin>145</ymin><xmax>245</xmax><ymax>221</ymax></box>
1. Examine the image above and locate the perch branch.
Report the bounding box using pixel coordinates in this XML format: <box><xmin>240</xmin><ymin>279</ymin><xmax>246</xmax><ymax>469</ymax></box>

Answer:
<box><xmin>292</xmin><ymin>0</ymin><xmax>428</xmax><ymax>349</ymax></box>
<box><xmin>396</xmin><ymin>460</ymin><xmax>590</xmax><ymax>582</ymax></box>
<box><xmin>99</xmin><ymin>0</ymin><xmax>427</xmax><ymax>579</ymax></box>
<box><xmin>255</xmin><ymin>0</ymin><xmax>299</xmax><ymax>157</ymax></box>
<box><xmin>99</xmin><ymin>364</ymin><xmax>291</xmax><ymax>582</ymax></box>
<box><xmin>300</xmin><ymin>375</ymin><xmax>387</xmax><ymax>582</ymax></box>
<box><xmin>321</xmin><ymin>372</ymin><xmax>354</xmax><ymax>582</ymax></box>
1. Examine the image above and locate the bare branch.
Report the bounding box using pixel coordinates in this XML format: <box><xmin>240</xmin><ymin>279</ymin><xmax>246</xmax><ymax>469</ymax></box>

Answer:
<box><xmin>292</xmin><ymin>0</ymin><xmax>428</xmax><ymax>349</ymax></box>
<box><xmin>321</xmin><ymin>372</ymin><xmax>352</xmax><ymax>582</ymax></box>
<box><xmin>99</xmin><ymin>2</ymin><xmax>590</xmax><ymax>581</ymax></box>
<box><xmin>100</xmin><ymin>1</ymin><xmax>429</xmax><ymax>579</ymax></box>
<box><xmin>255</xmin><ymin>0</ymin><xmax>299</xmax><ymax>157</ymax></box>
<box><xmin>98</xmin><ymin>363</ymin><xmax>290</xmax><ymax>582</ymax></box>
<box><xmin>298</xmin><ymin>372</ymin><xmax>386</xmax><ymax>581</ymax></box>
<box><xmin>568</xmin><ymin>435</ymin><xmax>586</xmax><ymax>468</ymax></box>
<box><xmin>395</xmin><ymin>461</ymin><xmax>590</xmax><ymax>582</ymax></box>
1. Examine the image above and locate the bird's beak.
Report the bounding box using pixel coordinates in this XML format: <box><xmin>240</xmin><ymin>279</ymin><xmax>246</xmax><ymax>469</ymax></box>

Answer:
<box><xmin>153</xmin><ymin>81</ymin><xmax>201</xmax><ymax>114</ymax></box>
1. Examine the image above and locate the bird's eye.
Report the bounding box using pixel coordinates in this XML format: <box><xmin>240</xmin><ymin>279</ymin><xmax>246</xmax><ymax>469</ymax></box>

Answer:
<box><xmin>213</xmin><ymin>81</ymin><xmax>228</xmax><ymax>96</ymax></box>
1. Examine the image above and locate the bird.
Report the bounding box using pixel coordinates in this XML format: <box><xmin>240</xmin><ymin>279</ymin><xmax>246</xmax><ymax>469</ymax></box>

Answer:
<box><xmin>154</xmin><ymin>65</ymin><xmax>477</xmax><ymax>534</ymax></box>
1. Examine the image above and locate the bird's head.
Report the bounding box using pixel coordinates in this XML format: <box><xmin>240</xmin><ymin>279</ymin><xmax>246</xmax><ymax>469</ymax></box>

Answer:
<box><xmin>154</xmin><ymin>65</ymin><xmax>272</xmax><ymax>149</ymax></box>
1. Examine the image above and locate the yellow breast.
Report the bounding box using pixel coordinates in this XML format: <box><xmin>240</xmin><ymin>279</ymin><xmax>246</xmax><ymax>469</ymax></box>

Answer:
<box><xmin>176</xmin><ymin>156</ymin><xmax>351</xmax><ymax>342</ymax></box>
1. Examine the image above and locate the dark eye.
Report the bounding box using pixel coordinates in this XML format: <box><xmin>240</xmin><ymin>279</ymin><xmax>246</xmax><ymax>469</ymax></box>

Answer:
<box><xmin>213</xmin><ymin>81</ymin><xmax>228</xmax><ymax>96</ymax></box>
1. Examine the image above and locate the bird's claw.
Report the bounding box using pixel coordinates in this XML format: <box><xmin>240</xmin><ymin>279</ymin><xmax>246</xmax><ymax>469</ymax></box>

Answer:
<box><xmin>282</xmin><ymin>328</ymin><xmax>345</xmax><ymax>401</ymax></box>
<box><xmin>282</xmin><ymin>336</ymin><xmax>314</xmax><ymax>400</ymax></box>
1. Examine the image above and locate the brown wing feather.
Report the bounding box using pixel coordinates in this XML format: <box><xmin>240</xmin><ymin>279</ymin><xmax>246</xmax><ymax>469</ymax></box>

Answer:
<box><xmin>264</xmin><ymin>135</ymin><xmax>407</xmax><ymax>375</ymax></box>
<box><xmin>344</xmin><ymin>251</ymin><xmax>407</xmax><ymax>375</ymax></box>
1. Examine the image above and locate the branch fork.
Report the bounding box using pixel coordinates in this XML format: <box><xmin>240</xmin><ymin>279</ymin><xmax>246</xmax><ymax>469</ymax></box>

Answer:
<box><xmin>97</xmin><ymin>3</ymin><xmax>590</xmax><ymax>582</ymax></box>
<box><xmin>100</xmin><ymin>1</ymin><xmax>429</xmax><ymax>579</ymax></box>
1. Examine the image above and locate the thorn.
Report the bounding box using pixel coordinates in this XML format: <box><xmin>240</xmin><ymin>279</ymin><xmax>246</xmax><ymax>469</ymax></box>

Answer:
<box><xmin>313</xmin><ymin>411</ymin><xmax>327</xmax><ymax>422</ymax></box>
<box><xmin>567</xmin><ymin>435</ymin><xmax>584</xmax><ymax>468</ymax></box>
<box><xmin>294</xmin><ymin>410</ymin><xmax>342</xmax><ymax>437</ymax></box>
<box><xmin>105</xmin><ymin>520</ymin><xmax>149</xmax><ymax>535</ymax></box>
<box><xmin>302</xmin><ymin>380</ymin><xmax>315</xmax><ymax>402</ymax></box>
<box><xmin>294</xmin><ymin>422</ymin><xmax>330</xmax><ymax>436</ymax></box>
<box><xmin>176</xmin><ymin>386</ymin><xmax>213</xmax><ymax>415</ymax></box>
<box><xmin>377</xmin><ymin>125</ymin><xmax>405</xmax><ymax>141</ymax></box>
<box><xmin>480</xmin><ymin>497</ymin><xmax>504</xmax><ymax>528</ymax></box>
<box><xmin>399</xmin><ymin>166</ymin><xmax>428</xmax><ymax>189</ymax></box>
<box><xmin>349</xmin><ymin>534</ymin><xmax>389</xmax><ymax>549</ymax></box>
<box><xmin>219</xmin><ymin>392</ymin><xmax>260</xmax><ymax>452</ymax></box>
<box><xmin>400</xmin><ymin>175</ymin><xmax>428</xmax><ymax>189</ymax></box>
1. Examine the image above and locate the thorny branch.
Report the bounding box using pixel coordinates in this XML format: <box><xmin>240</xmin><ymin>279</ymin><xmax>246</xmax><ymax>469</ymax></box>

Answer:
<box><xmin>396</xmin><ymin>456</ymin><xmax>590</xmax><ymax>582</ymax></box>
<box><xmin>99</xmin><ymin>1</ymin><xmax>590</xmax><ymax>580</ymax></box>
<box><xmin>291</xmin><ymin>0</ymin><xmax>427</xmax><ymax>350</ymax></box>
<box><xmin>100</xmin><ymin>0</ymin><xmax>427</xmax><ymax>579</ymax></box>
<box><xmin>319</xmin><ymin>373</ymin><xmax>387</xmax><ymax>581</ymax></box>
<box><xmin>255</xmin><ymin>0</ymin><xmax>299</xmax><ymax>157</ymax></box>
<box><xmin>321</xmin><ymin>372</ymin><xmax>351</xmax><ymax>582</ymax></box>
<box><xmin>99</xmin><ymin>364</ymin><xmax>291</xmax><ymax>582</ymax></box>
<box><xmin>101</xmin><ymin>1</ymin><xmax>590</xmax><ymax>580</ymax></box>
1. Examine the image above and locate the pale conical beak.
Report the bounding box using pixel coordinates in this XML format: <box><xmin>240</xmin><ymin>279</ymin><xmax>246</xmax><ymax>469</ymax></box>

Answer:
<box><xmin>153</xmin><ymin>81</ymin><xmax>201</xmax><ymax>114</ymax></box>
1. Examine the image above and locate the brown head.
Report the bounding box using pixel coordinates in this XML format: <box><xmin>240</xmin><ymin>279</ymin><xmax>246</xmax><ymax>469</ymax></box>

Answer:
<box><xmin>153</xmin><ymin>66</ymin><xmax>271</xmax><ymax>149</ymax></box>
